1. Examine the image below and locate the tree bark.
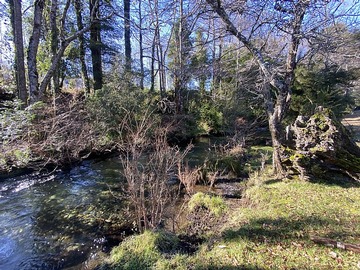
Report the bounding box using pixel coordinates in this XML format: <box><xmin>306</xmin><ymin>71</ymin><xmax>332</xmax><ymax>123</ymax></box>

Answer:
<box><xmin>28</xmin><ymin>0</ymin><xmax>45</xmax><ymax>104</ymax></box>
<box><xmin>89</xmin><ymin>0</ymin><xmax>103</xmax><ymax>91</ymax></box>
<box><xmin>74</xmin><ymin>0</ymin><xmax>91</xmax><ymax>96</ymax></box>
<box><xmin>9</xmin><ymin>0</ymin><xmax>27</xmax><ymax>105</ymax></box>
<box><xmin>138</xmin><ymin>0</ymin><xmax>144</xmax><ymax>90</ymax></box>
<box><xmin>50</xmin><ymin>0</ymin><xmax>59</xmax><ymax>94</ymax></box>
<box><xmin>174</xmin><ymin>0</ymin><xmax>184</xmax><ymax>113</ymax></box>
<box><xmin>124</xmin><ymin>0</ymin><xmax>131</xmax><ymax>72</ymax></box>
<box><xmin>150</xmin><ymin>34</ymin><xmax>156</xmax><ymax>93</ymax></box>
<box><xmin>156</xmin><ymin>25</ymin><xmax>166</xmax><ymax>96</ymax></box>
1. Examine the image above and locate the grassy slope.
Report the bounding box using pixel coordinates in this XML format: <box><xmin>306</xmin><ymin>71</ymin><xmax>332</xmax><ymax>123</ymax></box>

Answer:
<box><xmin>196</xmin><ymin>179</ymin><xmax>360</xmax><ymax>269</ymax></box>
<box><xmin>110</xmin><ymin>178</ymin><xmax>360</xmax><ymax>270</ymax></box>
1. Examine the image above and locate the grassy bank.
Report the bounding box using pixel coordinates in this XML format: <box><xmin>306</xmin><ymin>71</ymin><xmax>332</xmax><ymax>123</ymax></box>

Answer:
<box><xmin>107</xmin><ymin>176</ymin><xmax>360</xmax><ymax>269</ymax></box>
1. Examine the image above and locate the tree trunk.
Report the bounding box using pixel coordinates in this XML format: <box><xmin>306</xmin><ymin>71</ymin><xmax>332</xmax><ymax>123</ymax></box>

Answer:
<box><xmin>268</xmin><ymin>108</ymin><xmax>286</xmax><ymax>176</ymax></box>
<box><xmin>89</xmin><ymin>0</ymin><xmax>103</xmax><ymax>91</ymax></box>
<box><xmin>124</xmin><ymin>0</ymin><xmax>131</xmax><ymax>72</ymax></box>
<box><xmin>28</xmin><ymin>0</ymin><xmax>45</xmax><ymax>104</ymax></box>
<box><xmin>156</xmin><ymin>27</ymin><xmax>166</xmax><ymax>96</ymax></box>
<box><xmin>39</xmin><ymin>24</ymin><xmax>94</xmax><ymax>95</ymax></box>
<box><xmin>50</xmin><ymin>0</ymin><xmax>59</xmax><ymax>94</ymax></box>
<box><xmin>174</xmin><ymin>0</ymin><xmax>183</xmax><ymax>114</ymax></box>
<box><xmin>74</xmin><ymin>0</ymin><xmax>91</xmax><ymax>96</ymax></box>
<box><xmin>150</xmin><ymin>34</ymin><xmax>156</xmax><ymax>93</ymax></box>
<box><xmin>205</xmin><ymin>0</ymin><xmax>309</xmax><ymax>175</ymax></box>
<box><xmin>9</xmin><ymin>0</ymin><xmax>27</xmax><ymax>105</ymax></box>
<box><xmin>138</xmin><ymin>0</ymin><xmax>144</xmax><ymax>90</ymax></box>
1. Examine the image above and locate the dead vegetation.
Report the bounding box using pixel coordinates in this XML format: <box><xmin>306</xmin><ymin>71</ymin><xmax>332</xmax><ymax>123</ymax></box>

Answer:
<box><xmin>119</xmin><ymin>111</ymin><xmax>193</xmax><ymax>232</ymax></box>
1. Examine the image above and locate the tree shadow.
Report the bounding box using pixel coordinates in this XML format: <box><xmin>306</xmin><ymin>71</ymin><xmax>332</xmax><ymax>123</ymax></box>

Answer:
<box><xmin>194</xmin><ymin>264</ymin><xmax>266</xmax><ymax>270</ymax></box>
<box><xmin>222</xmin><ymin>216</ymin><xmax>360</xmax><ymax>244</ymax></box>
<box><xmin>308</xmin><ymin>176</ymin><xmax>360</xmax><ymax>188</ymax></box>
<box><xmin>263</xmin><ymin>178</ymin><xmax>283</xmax><ymax>185</ymax></box>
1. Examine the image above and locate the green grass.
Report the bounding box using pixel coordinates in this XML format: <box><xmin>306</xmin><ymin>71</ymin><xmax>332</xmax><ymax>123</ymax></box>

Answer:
<box><xmin>109</xmin><ymin>230</ymin><xmax>180</xmax><ymax>270</ymax></box>
<box><xmin>188</xmin><ymin>192</ymin><xmax>227</xmax><ymax>217</ymax></box>
<box><xmin>192</xmin><ymin>179</ymin><xmax>360</xmax><ymax>269</ymax></box>
<box><xmin>109</xmin><ymin>178</ymin><xmax>360</xmax><ymax>270</ymax></box>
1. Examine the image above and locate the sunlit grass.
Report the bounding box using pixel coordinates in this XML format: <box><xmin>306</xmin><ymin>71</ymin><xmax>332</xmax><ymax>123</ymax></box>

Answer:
<box><xmin>192</xmin><ymin>179</ymin><xmax>360</xmax><ymax>269</ymax></box>
<box><xmin>109</xmin><ymin>175</ymin><xmax>360</xmax><ymax>270</ymax></box>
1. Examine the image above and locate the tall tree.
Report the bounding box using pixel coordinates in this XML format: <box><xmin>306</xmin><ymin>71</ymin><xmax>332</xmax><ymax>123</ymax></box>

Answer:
<box><xmin>74</xmin><ymin>0</ymin><xmax>91</xmax><ymax>95</ymax></box>
<box><xmin>138</xmin><ymin>0</ymin><xmax>144</xmax><ymax>89</ymax></box>
<box><xmin>148</xmin><ymin>0</ymin><xmax>166</xmax><ymax>95</ymax></box>
<box><xmin>204</xmin><ymin>0</ymin><xmax>329</xmax><ymax>175</ymax></box>
<box><xmin>89</xmin><ymin>0</ymin><xmax>103</xmax><ymax>91</ymax></box>
<box><xmin>8</xmin><ymin>0</ymin><xmax>27</xmax><ymax>104</ymax></box>
<box><xmin>50</xmin><ymin>0</ymin><xmax>59</xmax><ymax>93</ymax></box>
<box><xmin>192</xmin><ymin>30</ymin><xmax>208</xmax><ymax>97</ymax></box>
<box><xmin>27</xmin><ymin>0</ymin><xmax>45</xmax><ymax>104</ymax></box>
<box><xmin>39</xmin><ymin>0</ymin><xmax>105</xmax><ymax>96</ymax></box>
<box><xmin>169</xmin><ymin>0</ymin><xmax>192</xmax><ymax>113</ymax></box>
<box><xmin>124</xmin><ymin>0</ymin><xmax>131</xmax><ymax>72</ymax></box>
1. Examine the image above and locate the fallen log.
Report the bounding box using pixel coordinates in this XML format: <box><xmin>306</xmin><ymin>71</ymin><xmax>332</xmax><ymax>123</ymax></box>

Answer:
<box><xmin>310</xmin><ymin>236</ymin><xmax>360</xmax><ymax>253</ymax></box>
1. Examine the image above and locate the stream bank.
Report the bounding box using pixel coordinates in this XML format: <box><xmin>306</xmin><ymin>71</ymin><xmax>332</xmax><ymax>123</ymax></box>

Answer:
<box><xmin>0</xmin><ymin>136</ymin><xmax>247</xmax><ymax>269</ymax></box>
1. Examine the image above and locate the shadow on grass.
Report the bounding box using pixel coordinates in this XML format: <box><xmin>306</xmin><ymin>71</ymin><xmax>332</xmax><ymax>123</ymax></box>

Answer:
<box><xmin>308</xmin><ymin>177</ymin><xmax>360</xmax><ymax>188</ymax></box>
<box><xmin>194</xmin><ymin>265</ymin><xmax>266</xmax><ymax>270</ymax></box>
<box><xmin>262</xmin><ymin>178</ymin><xmax>283</xmax><ymax>185</ymax></box>
<box><xmin>223</xmin><ymin>216</ymin><xmax>360</xmax><ymax>244</ymax></box>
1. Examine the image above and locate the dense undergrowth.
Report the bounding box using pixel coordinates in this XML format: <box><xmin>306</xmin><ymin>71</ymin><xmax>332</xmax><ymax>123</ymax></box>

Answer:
<box><xmin>105</xmin><ymin>174</ymin><xmax>360</xmax><ymax>270</ymax></box>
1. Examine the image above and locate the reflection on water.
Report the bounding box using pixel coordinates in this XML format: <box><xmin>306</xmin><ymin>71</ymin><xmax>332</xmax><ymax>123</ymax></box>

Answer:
<box><xmin>0</xmin><ymin>158</ymin><xmax>125</xmax><ymax>270</ymax></box>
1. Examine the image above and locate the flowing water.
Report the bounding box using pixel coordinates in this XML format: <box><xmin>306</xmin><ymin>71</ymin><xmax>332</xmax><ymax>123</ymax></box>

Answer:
<box><xmin>0</xmin><ymin>158</ymin><xmax>127</xmax><ymax>270</ymax></box>
<box><xmin>0</xmin><ymin>137</ymin><xmax>230</xmax><ymax>269</ymax></box>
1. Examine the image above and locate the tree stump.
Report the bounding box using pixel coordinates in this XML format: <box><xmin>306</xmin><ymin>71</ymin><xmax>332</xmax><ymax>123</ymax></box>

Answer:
<box><xmin>283</xmin><ymin>107</ymin><xmax>360</xmax><ymax>182</ymax></box>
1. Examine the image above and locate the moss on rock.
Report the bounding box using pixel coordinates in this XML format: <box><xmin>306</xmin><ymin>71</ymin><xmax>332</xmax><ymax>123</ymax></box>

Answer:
<box><xmin>284</xmin><ymin>107</ymin><xmax>360</xmax><ymax>182</ymax></box>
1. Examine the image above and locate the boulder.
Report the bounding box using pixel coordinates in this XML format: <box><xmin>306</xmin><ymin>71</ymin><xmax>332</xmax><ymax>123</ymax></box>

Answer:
<box><xmin>283</xmin><ymin>107</ymin><xmax>360</xmax><ymax>182</ymax></box>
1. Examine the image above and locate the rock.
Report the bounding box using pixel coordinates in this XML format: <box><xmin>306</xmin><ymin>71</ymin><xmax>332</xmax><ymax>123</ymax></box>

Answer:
<box><xmin>283</xmin><ymin>107</ymin><xmax>360</xmax><ymax>182</ymax></box>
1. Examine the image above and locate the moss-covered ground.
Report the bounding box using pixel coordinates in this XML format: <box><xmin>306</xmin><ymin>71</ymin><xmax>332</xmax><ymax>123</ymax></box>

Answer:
<box><xmin>108</xmin><ymin>175</ymin><xmax>360</xmax><ymax>270</ymax></box>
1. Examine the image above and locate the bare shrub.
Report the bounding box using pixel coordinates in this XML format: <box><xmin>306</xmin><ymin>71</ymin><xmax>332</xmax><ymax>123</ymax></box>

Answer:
<box><xmin>22</xmin><ymin>94</ymin><xmax>106</xmax><ymax>168</ymax></box>
<box><xmin>177</xmin><ymin>162</ymin><xmax>200</xmax><ymax>195</ymax></box>
<box><xmin>197</xmin><ymin>134</ymin><xmax>246</xmax><ymax>187</ymax></box>
<box><xmin>260</xmin><ymin>151</ymin><xmax>271</xmax><ymax>171</ymax></box>
<box><xmin>120</xmin><ymin>111</ymin><xmax>192</xmax><ymax>232</ymax></box>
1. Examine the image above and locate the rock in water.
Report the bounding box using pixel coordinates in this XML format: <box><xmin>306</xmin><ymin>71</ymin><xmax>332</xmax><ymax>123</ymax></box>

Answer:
<box><xmin>283</xmin><ymin>107</ymin><xmax>360</xmax><ymax>182</ymax></box>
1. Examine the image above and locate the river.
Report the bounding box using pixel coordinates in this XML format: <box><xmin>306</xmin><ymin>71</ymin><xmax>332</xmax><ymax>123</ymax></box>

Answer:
<box><xmin>0</xmin><ymin>157</ymin><xmax>128</xmax><ymax>270</ymax></box>
<box><xmin>0</xmin><ymin>137</ymin><xmax>225</xmax><ymax>269</ymax></box>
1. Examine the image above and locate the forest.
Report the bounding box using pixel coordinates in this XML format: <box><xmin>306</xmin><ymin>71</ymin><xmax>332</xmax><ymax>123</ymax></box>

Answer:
<box><xmin>0</xmin><ymin>0</ymin><xmax>360</xmax><ymax>269</ymax></box>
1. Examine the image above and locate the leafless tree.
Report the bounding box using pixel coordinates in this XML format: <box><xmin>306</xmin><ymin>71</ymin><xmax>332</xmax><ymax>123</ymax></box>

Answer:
<box><xmin>203</xmin><ymin>0</ymin><xmax>360</xmax><ymax>175</ymax></box>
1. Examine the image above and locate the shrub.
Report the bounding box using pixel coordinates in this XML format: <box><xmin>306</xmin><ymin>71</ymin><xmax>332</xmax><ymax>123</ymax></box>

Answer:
<box><xmin>197</xmin><ymin>101</ymin><xmax>224</xmax><ymax>135</ymax></box>
<box><xmin>120</xmin><ymin>111</ymin><xmax>192</xmax><ymax>232</ymax></box>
